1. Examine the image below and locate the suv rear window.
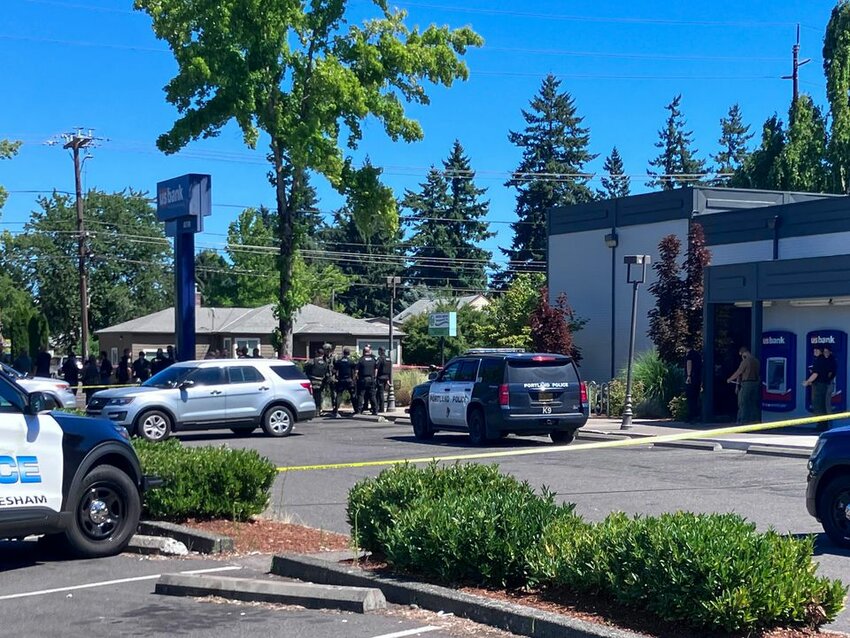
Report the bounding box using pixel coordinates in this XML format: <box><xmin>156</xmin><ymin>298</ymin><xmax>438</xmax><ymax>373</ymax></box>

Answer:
<box><xmin>270</xmin><ymin>365</ymin><xmax>308</xmax><ymax>381</ymax></box>
<box><xmin>506</xmin><ymin>359</ymin><xmax>578</xmax><ymax>385</ymax></box>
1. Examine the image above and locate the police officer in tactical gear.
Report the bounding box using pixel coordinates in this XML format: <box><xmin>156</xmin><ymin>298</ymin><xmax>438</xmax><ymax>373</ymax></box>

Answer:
<box><xmin>305</xmin><ymin>347</ymin><xmax>330</xmax><ymax>414</ymax></box>
<box><xmin>375</xmin><ymin>347</ymin><xmax>389</xmax><ymax>413</ymax></box>
<box><xmin>332</xmin><ymin>347</ymin><xmax>357</xmax><ymax>418</ymax></box>
<box><xmin>356</xmin><ymin>345</ymin><xmax>378</xmax><ymax>416</ymax></box>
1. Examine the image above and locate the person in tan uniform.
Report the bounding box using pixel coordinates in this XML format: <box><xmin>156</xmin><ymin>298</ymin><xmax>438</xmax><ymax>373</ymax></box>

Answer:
<box><xmin>727</xmin><ymin>346</ymin><xmax>761</xmax><ymax>424</ymax></box>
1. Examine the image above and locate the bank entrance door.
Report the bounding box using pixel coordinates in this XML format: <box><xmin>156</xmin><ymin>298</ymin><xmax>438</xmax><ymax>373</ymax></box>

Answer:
<box><xmin>711</xmin><ymin>304</ymin><xmax>752</xmax><ymax>421</ymax></box>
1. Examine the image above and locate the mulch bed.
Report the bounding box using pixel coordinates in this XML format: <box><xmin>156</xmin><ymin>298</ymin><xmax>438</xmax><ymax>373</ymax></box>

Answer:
<box><xmin>181</xmin><ymin>520</ymin><xmax>847</xmax><ymax>638</ymax></box>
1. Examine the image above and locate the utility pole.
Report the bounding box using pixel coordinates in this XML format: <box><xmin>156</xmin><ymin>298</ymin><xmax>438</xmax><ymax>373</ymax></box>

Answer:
<box><xmin>54</xmin><ymin>129</ymin><xmax>102</xmax><ymax>358</ymax></box>
<box><xmin>782</xmin><ymin>24</ymin><xmax>811</xmax><ymax>106</ymax></box>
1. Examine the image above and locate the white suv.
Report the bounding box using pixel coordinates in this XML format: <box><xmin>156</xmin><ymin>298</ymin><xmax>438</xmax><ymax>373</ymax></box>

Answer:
<box><xmin>86</xmin><ymin>359</ymin><xmax>316</xmax><ymax>441</ymax></box>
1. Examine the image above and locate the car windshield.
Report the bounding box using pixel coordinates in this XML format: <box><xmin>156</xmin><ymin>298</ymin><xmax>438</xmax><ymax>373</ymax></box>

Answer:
<box><xmin>142</xmin><ymin>366</ymin><xmax>195</xmax><ymax>388</ymax></box>
<box><xmin>507</xmin><ymin>359</ymin><xmax>577</xmax><ymax>385</ymax></box>
<box><xmin>0</xmin><ymin>362</ymin><xmax>24</xmax><ymax>380</ymax></box>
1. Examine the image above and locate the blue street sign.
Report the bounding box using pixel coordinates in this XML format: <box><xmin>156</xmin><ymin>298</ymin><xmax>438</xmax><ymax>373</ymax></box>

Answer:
<box><xmin>156</xmin><ymin>174</ymin><xmax>212</xmax><ymax>222</ymax></box>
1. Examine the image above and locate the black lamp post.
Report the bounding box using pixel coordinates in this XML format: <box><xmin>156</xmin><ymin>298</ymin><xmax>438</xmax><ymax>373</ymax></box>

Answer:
<box><xmin>622</xmin><ymin>254</ymin><xmax>651</xmax><ymax>429</ymax></box>
<box><xmin>386</xmin><ymin>276</ymin><xmax>401</xmax><ymax>411</ymax></box>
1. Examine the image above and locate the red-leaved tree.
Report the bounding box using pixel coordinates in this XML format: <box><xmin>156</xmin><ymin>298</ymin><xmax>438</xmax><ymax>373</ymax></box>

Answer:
<box><xmin>684</xmin><ymin>222</ymin><xmax>711</xmax><ymax>351</ymax></box>
<box><xmin>647</xmin><ymin>234</ymin><xmax>688</xmax><ymax>365</ymax></box>
<box><xmin>530</xmin><ymin>287</ymin><xmax>583</xmax><ymax>360</ymax></box>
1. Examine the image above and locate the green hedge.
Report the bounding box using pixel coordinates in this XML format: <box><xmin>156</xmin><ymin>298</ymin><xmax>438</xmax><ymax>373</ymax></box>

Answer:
<box><xmin>134</xmin><ymin>439</ymin><xmax>277</xmax><ymax>521</ymax></box>
<box><xmin>349</xmin><ymin>464</ymin><xmax>847</xmax><ymax>633</ymax></box>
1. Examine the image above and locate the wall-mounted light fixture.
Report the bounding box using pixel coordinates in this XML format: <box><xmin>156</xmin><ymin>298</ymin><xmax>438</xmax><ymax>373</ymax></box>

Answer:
<box><xmin>604</xmin><ymin>232</ymin><xmax>619</xmax><ymax>248</ymax></box>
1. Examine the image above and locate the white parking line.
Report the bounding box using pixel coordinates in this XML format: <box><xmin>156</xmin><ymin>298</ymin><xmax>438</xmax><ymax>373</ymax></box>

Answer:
<box><xmin>0</xmin><ymin>565</ymin><xmax>242</xmax><ymax>600</ymax></box>
<box><xmin>369</xmin><ymin>626</ymin><xmax>441</xmax><ymax>638</ymax></box>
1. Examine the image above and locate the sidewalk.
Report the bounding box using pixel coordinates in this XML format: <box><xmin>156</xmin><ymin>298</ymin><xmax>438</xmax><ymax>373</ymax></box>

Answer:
<box><xmin>357</xmin><ymin>409</ymin><xmax>823</xmax><ymax>457</ymax></box>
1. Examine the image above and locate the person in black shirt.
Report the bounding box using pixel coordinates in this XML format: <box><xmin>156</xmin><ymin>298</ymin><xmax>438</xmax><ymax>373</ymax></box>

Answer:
<box><xmin>99</xmin><ymin>351</ymin><xmax>113</xmax><ymax>386</ymax></box>
<box><xmin>133</xmin><ymin>351</ymin><xmax>151</xmax><ymax>383</ymax></box>
<box><xmin>165</xmin><ymin>345</ymin><xmax>177</xmax><ymax>367</ymax></box>
<box><xmin>305</xmin><ymin>348</ymin><xmax>330</xmax><ymax>414</ymax></box>
<box><xmin>684</xmin><ymin>343</ymin><xmax>702</xmax><ymax>423</ymax></box>
<box><xmin>803</xmin><ymin>346</ymin><xmax>830</xmax><ymax>431</ymax></box>
<box><xmin>356</xmin><ymin>346</ymin><xmax>378</xmax><ymax>416</ymax></box>
<box><xmin>62</xmin><ymin>352</ymin><xmax>80</xmax><ymax>394</ymax></box>
<box><xmin>375</xmin><ymin>347</ymin><xmax>390</xmax><ymax>413</ymax></box>
<box><xmin>12</xmin><ymin>349</ymin><xmax>31</xmax><ymax>376</ymax></box>
<box><xmin>117</xmin><ymin>348</ymin><xmax>133</xmax><ymax>385</ymax></box>
<box><xmin>35</xmin><ymin>345</ymin><xmax>51</xmax><ymax>377</ymax></box>
<box><xmin>332</xmin><ymin>348</ymin><xmax>356</xmax><ymax>418</ymax></box>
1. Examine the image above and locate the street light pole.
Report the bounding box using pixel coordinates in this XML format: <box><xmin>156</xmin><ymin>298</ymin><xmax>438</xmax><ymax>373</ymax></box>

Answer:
<box><xmin>621</xmin><ymin>254</ymin><xmax>650</xmax><ymax>430</ymax></box>
<box><xmin>386</xmin><ymin>276</ymin><xmax>401</xmax><ymax>411</ymax></box>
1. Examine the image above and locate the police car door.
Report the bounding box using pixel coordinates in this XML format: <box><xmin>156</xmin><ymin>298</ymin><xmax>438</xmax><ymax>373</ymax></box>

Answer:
<box><xmin>429</xmin><ymin>361</ymin><xmax>459</xmax><ymax>426</ymax></box>
<box><xmin>0</xmin><ymin>382</ymin><xmax>64</xmax><ymax>515</ymax></box>
<box><xmin>451</xmin><ymin>359</ymin><xmax>479</xmax><ymax>427</ymax></box>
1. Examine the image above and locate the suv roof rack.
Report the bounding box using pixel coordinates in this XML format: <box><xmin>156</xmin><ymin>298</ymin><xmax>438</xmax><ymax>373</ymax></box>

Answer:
<box><xmin>464</xmin><ymin>348</ymin><xmax>526</xmax><ymax>354</ymax></box>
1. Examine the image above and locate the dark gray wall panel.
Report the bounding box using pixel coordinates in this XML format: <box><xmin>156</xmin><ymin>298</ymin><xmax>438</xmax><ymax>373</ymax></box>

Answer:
<box><xmin>706</xmin><ymin>263</ymin><xmax>758</xmax><ymax>303</ymax></box>
<box><xmin>759</xmin><ymin>255</ymin><xmax>850</xmax><ymax>299</ymax></box>
<box><xmin>548</xmin><ymin>200</ymin><xmax>614</xmax><ymax>235</ymax></box>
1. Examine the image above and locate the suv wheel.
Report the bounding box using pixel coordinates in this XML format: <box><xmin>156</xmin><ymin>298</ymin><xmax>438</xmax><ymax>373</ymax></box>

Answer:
<box><xmin>550</xmin><ymin>430</ymin><xmax>576</xmax><ymax>445</ymax></box>
<box><xmin>136</xmin><ymin>410</ymin><xmax>172</xmax><ymax>442</ymax></box>
<box><xmin>262</xmin><ymin>405</ymin><xmax>294</xmax><ymax>437</ymax></box>
<box><xmin>817</xmin><ymin>474</ymin><xmax>850</xmax><ymax>548</ymax></box>
<box><xmin>64</xmin><ymin>465</ymin><xmax>141</xmax><ymax>558</ymax></box>
<box><xmin>467</xmin><ymin>407</ymin><xmax>488</xmax><ymax>446</ymax></box>
<box><xmin>411</xmin><ymin>403</ymin><xmax>434</xmax><ymax>440</ymax></box>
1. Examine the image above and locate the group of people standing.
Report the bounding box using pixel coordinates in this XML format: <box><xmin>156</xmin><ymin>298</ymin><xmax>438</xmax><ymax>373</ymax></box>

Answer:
<box><xmin>304</xmin><ymin>344</ymin><xmax>391</xmax><ymax>418</ymax></box>
<box><xmin>66</xmin><ymin>346</ymin><xmax>177</xmax><ymax>403</ymax></box>
<box><xmin>803</xmin><ymin>344</ymin><xmax>837</xmax><ymax>431</ymax></box>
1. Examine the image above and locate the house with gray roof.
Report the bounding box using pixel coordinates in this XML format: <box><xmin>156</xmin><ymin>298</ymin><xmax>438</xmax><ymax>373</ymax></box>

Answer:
<box><xmin>393</xmin><ymin>293</ymin><xmax>490</xmax><ymax>324</ymax></box>
<box><xmin>96</xmin><ymin>302</ymin><xmax>404</xmax><ymax>363</ymax></box>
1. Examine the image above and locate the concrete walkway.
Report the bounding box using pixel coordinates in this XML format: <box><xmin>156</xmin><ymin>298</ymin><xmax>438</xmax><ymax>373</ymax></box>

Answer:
<box><xmin>362</xmin><ymin>409</ymin><xmax>829</xmax><ymax>454</ymax></box>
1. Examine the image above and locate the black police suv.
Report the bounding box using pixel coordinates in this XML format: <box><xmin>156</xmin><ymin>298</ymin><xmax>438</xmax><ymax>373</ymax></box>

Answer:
<box><xmin>807</xmin><ymin>426</ymin><xmax>850</xmax><ymax>548</ymax></box>
<box><xmin>408</xmin><ymin>349</ymin><xmax>588</xmax><ymax>445</ymax></box>
<box><xmin>0</xmin><ymin>373</ymin><xmax>154</xmax><ymax>557</ymax></box>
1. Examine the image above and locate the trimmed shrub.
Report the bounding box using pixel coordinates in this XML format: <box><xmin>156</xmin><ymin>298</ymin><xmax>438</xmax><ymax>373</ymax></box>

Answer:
<box><xmin>605</xmin><ymin>378</ymin><xmax>645</xmax><ymax>417</ymax></box>
<box><xmin>668</xmin><ymin>394</ymin><xmax>688</xmax><ymax>421</ymax></box>
<box><xmin>393</xmin><ymin>369</ymin><xmax>427</xmax><ymax>406</ymax></box>
<box><xmin>134</xmin><ymin>439</ymin><xmax>277</xmax><ymax>521</ymax></box>
<box><xmin>531</xmin><ymin>511</ymin><xmax>847</xmax><ymax>633</ymax></box>
<box><xmin>627</xmin><ymin>350</ymin><xmax>684</xmax><ymax>417</ymax></box>
<box><xmin>347</xmin><ymin>462</ymin><xmax>575</xmax><ymax>587</ymax></box>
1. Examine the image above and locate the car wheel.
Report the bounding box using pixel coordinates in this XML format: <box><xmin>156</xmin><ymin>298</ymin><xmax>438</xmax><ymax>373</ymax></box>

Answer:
<box><xmin>550</xmin><ymin>430</ymin><xmax>576</xmax><ymax>445</ymax></box>
<box><xmin>411</xmin><ymin>403</ymin><xmax>434</xmax><ymax>440</ymax></box>
<box><xmin>262</xmin><ymin>405</ymin><xmax>294</xmax><ymax>437</ymax></box>
<box><xmin>136</xmin><ymin>410</ymin><xmax>172</xmax><ymax>442</ymax></box>
<box><xmin>467</xmin><ymin>407</ymin><xmax>488</xmax><ymax>446</ymax></box>
<box><xmin>63</xmin><ymin>465</ymin><xmax>141</xmax><ymax>558</ymax></box>
<box><xmin>817</xmin><ymin>474</ymin><xmax>850</xmax><ymax>548</ymax></box>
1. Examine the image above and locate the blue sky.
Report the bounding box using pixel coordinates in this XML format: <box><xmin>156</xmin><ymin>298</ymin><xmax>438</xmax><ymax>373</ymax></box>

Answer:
<box><xmin>0</xmin><ymin>0</ymin><xmax>837</xmax><ymax>277</ymax></box>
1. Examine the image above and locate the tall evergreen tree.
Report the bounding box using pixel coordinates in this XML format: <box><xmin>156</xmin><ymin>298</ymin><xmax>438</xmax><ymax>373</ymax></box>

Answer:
<box><xmin>404</xmin><ymin>141</ymin><xmax>493</xmax><ymax>291</ymax></box>
<box><xmin>711</xmin><ymin>104</ymin><xmax>753</xmax><ymax>185</ymax></box>
<box><xmin>824</xmin><ymin>1</ymin><xmax>850</xmax><ymax>193</ymax></box>
<box><xmin>780</xmin><ymin>95</ymin><xmax>830</xmax><ymax>193</ymax></box>
<box><xmin>500</xmin><ymin>74</ymin><xmax>595</xmax><ymax>286</ymax></box>
<box><xmin>647</xmin><ymin>95</ymin><xmax>706</xmax><ymax>191</ymax></box>
<box><xmin>599</xmin><ymin>146</ymin><xmax>630</xmax><ymax>199</ymax></box>
<box><xmin>320</xmin><ymin>209</ymin><xmax>404</xmax><ymax>318</ymax></box>
<box><xmin>729</xmin><ymin>115</ymin><xmax>786</xmax><ymax>190</ymax></box>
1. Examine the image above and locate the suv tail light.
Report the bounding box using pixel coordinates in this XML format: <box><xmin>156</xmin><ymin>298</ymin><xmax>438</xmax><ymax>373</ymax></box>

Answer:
<box><xmin>580</xmin><ymin>381</ymin><xmax>588</xmax><ymax>406</ymax></box>
<box><xmin>498</xmin><ymin>384</ymin><xmax>510</xmax><ymax>406</ymax></box>
<box><xmin>300</xmin><ymin>381</ymin><xmax>312</xmax><ymax>392</ymax></box>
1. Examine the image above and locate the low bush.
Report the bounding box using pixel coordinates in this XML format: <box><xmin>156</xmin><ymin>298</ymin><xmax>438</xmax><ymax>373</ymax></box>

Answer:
<box><xmin>393</xmin><ymin>369</ymin><xmax>427</xmax><ymax>406</ymax></box>
<box><xmin>134</xmin><ymin>439</ymin><xmax>277</xmax><ymax>521</ymax></box>
<box><xmin>605</xmin><ymin>378</ymin><xmax>645</xmax><ymax>417</ymax></box>
<box><xmin>531</xmin><ymin>511</ymin><xmax>847</xmax><ymax>633</ymax></box>
<box><xmin>668</xmin><ymin>394</ymin><xmax>688</xmax><ymax>421</ymax></box>
<box><xmin>628</xmin><ymin>350</ymin><xmax>684</xmax><ymax>417</ymax></box>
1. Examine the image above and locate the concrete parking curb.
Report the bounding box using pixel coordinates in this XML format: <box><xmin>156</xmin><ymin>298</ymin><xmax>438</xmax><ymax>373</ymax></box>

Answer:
<box><xmin>137</xmin><ymin>521</ymin><xmax>234</xmax><ymax>554</ymax></box>
<box><xmin>155</xmin><ymin>573</ymin><xmax>387</xmax><ymax>613</ymax></box>
<box><xmin>652</xmin><ymin>440</ymin><xmax>721</xmax><ymax>452</ymax></box>
<box><xmin>127</xmin><ymin>534</ymin><xmax>189</xmax><ymax>556</ymax></box>
<box><xmin>746</xmin><ymin>445</ymin><xmax>812</xmax><ymax>459</ymax></box>
<box><xmin>271</xmin><ymin>554</ymin><xmax>643</xmax><ymax>638</ymax></box>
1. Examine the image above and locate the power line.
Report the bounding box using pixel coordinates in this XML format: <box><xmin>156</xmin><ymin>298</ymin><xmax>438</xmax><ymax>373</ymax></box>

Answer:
<box><xmin>482</xmin><ymin>45</ymin><xmax>788</xmax><ymax>63</ymax></box>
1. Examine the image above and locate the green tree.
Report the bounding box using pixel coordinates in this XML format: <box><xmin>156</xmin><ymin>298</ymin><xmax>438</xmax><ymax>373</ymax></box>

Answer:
<box><xmin>195</xmin><ymin>249</ymin><xmax>235</xmax><ymax>307</ymax></box>
<box><xmin>404</xmin><ymin>140</ymin><xmax>493</xmax><ymax>291</ymax></box>
<box><xmin>400</xmin><ymin>303</ymin><xmax>486</xmax><ymax>365</ymax></box>
<box><xmin>780</xmin><ymin>95</ymin><xmax>829</xmax><ymax>192</ymax></box>
<box><xmin>647</xmin><ymin>95</ymin><xmax>706</xmax><ymax>191</ymax></box>
<box><xmin>28</xmin><ymin>313</ymin><xmax>50</xmax><ymax>364</ymax></box>
<box><xmin>711</xmin><ymin>104</ymin><xmax>752</xmax><ymax>185</ymax></box>
<box><xmin>0</xmin><ymin>139</ymin><xmax>21</xmax><ymax>212</ymax></box>
<box><xmin>500</xmin><ymin>74</ymin><xmax>595</xmax><ymax>285</ymax></box>
<box><xmin>599</xmin><ymin>146</ymin><xmax>630</xmax><ymax>199</ymax></box>
<box><xmin>824</xmin><ymin>0</ymin><xmax>850</xmax><ymax>193</ymax></box>
<box><xmin>0</xmin><ymin>267</ymin><xmax>34</xmax><ymax>357</ymax></box>
<box><xmin>2</xmin><ymin>191</ymin><xmax>172</xmax><ymax>349</ymax></box>
<box><xmin>729</xmin><ymin>115</ymin><xmax>786</xmax><ymax>190</ymax></box>
<box><xmin>477</xmin><ymin>273</ymin><xmax>545</xmax><ymax>349</ymax></box>
<box><xmin>135</xmin><ymin>0</ymin><xmax>482</xmax><ymax>355</ymax></box>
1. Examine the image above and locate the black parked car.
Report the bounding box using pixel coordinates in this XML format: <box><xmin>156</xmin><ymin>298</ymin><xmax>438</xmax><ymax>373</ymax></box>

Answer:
<box><xmin>807</xmin><ymin>426</ymin><xmax>850</xmax><ymax>547</ymax></box>
<box><xmin>408</xmin><ymin>349</ymin><xmax>588</xmax><ymax>445</ymax></box>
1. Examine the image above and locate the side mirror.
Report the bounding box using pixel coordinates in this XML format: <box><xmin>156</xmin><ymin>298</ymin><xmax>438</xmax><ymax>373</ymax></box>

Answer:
<box><xmin>27</xmin><ymin>391</ymin><xmax>49</xmax><ymax>414</ymax></box>
<box><xmin>178</xmin><ymin>379</ymin><xmax>195</xmax><ymax>390</ymax></box>
<box><xmin>427</xmin><ymin>372</ymin><xmax>438</xmax><ymax>381</ymax></box>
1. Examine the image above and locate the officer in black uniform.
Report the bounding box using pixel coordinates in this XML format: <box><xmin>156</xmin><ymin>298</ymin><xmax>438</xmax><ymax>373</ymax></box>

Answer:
<box><xmin>332</xmin><ymin>347</ymin><xmax>356</xmax><ymax>418</ymax></box>
<box><xmin>304</xmin><ymin>347</ymin><xmax>330</xmax><ymax>414</ymax></box>
<box><xmin>375</xmin><ymin>347</ymin><xmax>389</xmax><ymax>413</ymax></box>
<box><xmin>356</xmin><ymin>345</ymin><xmax>378</xmax><ymax>416</ymax></box>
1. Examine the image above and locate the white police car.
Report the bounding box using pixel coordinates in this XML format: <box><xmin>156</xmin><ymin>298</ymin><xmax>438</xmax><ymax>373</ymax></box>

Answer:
<box><xmin>0</xmin><ymin>373</ymin><xmax>155</xmax><ymax>557</ymax></box>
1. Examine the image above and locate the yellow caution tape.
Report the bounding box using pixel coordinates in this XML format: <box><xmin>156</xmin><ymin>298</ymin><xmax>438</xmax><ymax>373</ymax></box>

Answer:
<box><xmin>276</xmin><ymin>411</ymin><xmax>846</xmax><ymax>473</ymax></box>
<box><xmin>76</xmin><ymin>383</ymin><xmax>139</xmax><ymax>390</ymax></box>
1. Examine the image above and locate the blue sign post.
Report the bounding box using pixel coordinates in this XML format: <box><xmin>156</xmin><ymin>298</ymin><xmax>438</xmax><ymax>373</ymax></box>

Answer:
<box><xmin>156</xmin><ymin>174</ymin><xmax>211</xmax><ymax>362</ymax></box>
